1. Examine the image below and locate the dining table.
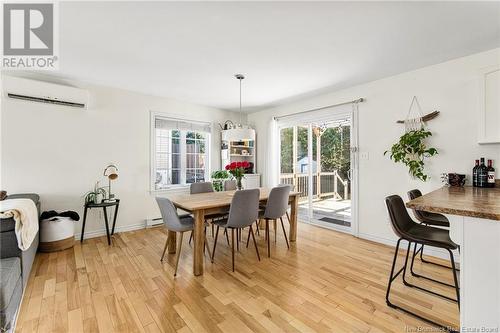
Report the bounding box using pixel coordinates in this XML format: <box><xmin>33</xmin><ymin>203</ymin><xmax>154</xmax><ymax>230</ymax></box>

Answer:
<box><xmin>168</xmin><ymin>187</ymin><xmax>301</xmax><ymax>276</ymax></box>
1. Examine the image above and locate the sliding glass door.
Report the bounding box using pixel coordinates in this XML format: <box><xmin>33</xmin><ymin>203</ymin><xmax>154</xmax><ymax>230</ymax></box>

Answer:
<box><xmin>277</xmin><ymin>107</ymin><xmax>357</xmax><ymax>232</ymax></box>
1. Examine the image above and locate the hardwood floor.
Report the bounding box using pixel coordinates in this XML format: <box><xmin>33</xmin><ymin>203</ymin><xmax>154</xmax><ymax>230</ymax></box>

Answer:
<box><xmin>15</xmin><ymin>222</ymin><xmax>459</xmax><ymax>332</ymax></box>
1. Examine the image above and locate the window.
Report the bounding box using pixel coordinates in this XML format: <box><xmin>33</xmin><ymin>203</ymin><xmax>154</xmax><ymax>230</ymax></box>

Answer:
<box><xmin>151</xmin><ymin>113</ymin><xmax>211</xmax><ymax>190</ymax></box>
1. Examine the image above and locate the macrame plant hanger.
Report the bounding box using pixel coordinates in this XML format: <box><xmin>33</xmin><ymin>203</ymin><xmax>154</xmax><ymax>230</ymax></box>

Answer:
<box><xmin>404</xmin><ymin>96</ymin><xmax>424</xmax><ymax>132</ymax></box>
<box><xmin>396</xmin><ymin>96</ymin><xmax>440</xmax><ymax>130</ymax></box>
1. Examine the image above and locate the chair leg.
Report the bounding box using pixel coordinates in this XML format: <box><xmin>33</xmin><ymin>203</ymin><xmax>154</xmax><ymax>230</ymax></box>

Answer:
<box><xmin>224</xmin><ymin>229</ymin><xmax>230</xmax><ymax>245</ymax></box>
<box><xmin>286</xmin><ymin>211</ymin><xmax>290</xmax><ymax>222</ymax></box>
<box><xmin>273</xmin><ymin>219</ymin><xmax>277</xmax><ymax>243</ymax></box>
<box><xmin>386</xmin><ymin>238</ymin><xmax>403</xmax><ymax>306</ymax></box>
<box><xmin>211</xmin><ymin>224</ymin><xmax>214</xmax><ymax>237</ymax></box>
<box><xmin>448</xmin><ymin>249</ymin><xmax>461</xmax><ymax>309</ymax></box>
<box><xmin>410</xmin><ymin>243</ymin><xmax>457</xmax><ymax>288</ymax></box>
<box><xmin>236</xmin><ymin>229</ymin><xmax>240</xmax><ymax>251</ymax></box>
<box><xmin>204</xmin><ymin>234</ymin><xmax>212</xmax><ymax>259</ymax></box>
<box><xmin>160</xmin><ymin>235</ymin><xmax>170</xmax><ymax>262</ymax></box>
<box><xmin>386</xmin><ymin>239</ymin><xmax>456</xmax><ymax>332</ymax></box>
<box><xmin>246</xmin><ymin>227</ymin><xmax>251</xmax><ymax>248</ymax></box>
<box><xmin>211</xmin><ymin>226</ymin><xmax>219</xmax><ymax>263</ymax></box>
<box><xmin>174</xmin><ymin>232</ymin><xmax>184</xmax><ymax>276</ymax></box>
<box><xmin>255</xmin><ymin>221</ymin><xmax>260</xmax><ymax>236</ymax></box>
<box><xmin>231</xmin><ymin>229</ymin><xmax>235</xmax><ymax>272</ymax></box>
<box><xmin>403</xmin><ymin>242</ymin><xmax>458</xmax><ymax>302</ymax></box>
<box><xmin>280</xmin><ymin>217</ymin><xmax>289</xmax><ymax>249</ymax></box>
<box><xmin>266</xmin><ymin>219</ymin><xmax>270</xmax><ymax>258</ymax></box>
<box><xmin>420</xmin><ymin>243</ymin><xmax>460</xmax><ymax>271</ymax></box>
<box><xmin>203</xmin><ymin>226</ymin><xmax>207</xmax><ymax>254</ymax></box>
<box><xmin>189</xmin><ymin>230</ymin><xmax>193</xmax><ymax>245</ymax></box>
<box><xmin>250</xmin><ymin>225</ymin><xmax>260</xmax><ymax>261</ymax></box>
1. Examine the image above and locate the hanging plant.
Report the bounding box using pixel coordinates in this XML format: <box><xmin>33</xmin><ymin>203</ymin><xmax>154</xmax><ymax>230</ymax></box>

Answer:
<box><xmin>384</xmin><ymin>128</ymin><xmax>438</xmax><ymax>182</ymax></box>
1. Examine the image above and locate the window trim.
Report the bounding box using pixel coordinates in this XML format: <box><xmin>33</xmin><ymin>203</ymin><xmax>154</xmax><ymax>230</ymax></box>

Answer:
<box><xmin>150</xmin><ymin>111</ymin><xmax>211</xmax><ymax>192</ymax></box>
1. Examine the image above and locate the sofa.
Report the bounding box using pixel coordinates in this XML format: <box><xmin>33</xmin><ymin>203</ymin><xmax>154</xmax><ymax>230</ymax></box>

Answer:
<box><xmin>0</xmin><ymin>194</ymin><xmax>40</xmax><ymax>332</ymax></box>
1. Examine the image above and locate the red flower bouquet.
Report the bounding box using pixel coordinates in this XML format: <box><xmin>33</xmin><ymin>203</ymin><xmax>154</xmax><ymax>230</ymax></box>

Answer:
<box><xmin>225</xmin><ymin>161</ymin><xmax>249</xmax><ymax>190</ymax></box>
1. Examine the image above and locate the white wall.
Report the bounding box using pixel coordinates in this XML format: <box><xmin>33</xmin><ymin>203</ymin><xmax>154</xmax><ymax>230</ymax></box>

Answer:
<box><xmin>1</xmin><ymin>75</ymin><xmax>243</xmax><ymax>238</ymax></box>
<box><xmin>248</xmin><ymin>48</ymin><xmax>500</xmax><ymax>245</ymax></box>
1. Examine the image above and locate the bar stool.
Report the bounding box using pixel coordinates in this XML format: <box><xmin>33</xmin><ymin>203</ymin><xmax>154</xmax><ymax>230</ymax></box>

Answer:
<box><xmin>407</xmin><ymin>189</ymin><xmax>459</xmax><ymax>279</ymax></box>
<box><xmin>385</xmin><ymin>195</ymin><xmax>460</xmax><ymax>330</ymax></box>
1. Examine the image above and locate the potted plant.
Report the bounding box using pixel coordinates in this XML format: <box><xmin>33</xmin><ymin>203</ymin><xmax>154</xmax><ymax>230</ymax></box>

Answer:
<box><xmin>384</xmin><ymin>128</ymin><xmax>438</xmax><ymax>181</ymax></box>
<box><xmin>211</xmin><ymin>170</ymin><xmax>230</xmax><ymax>192</ymax></box>
<box><xmin>84</xmin><ymin>182</ymin><xmax>108</xmax><ymax>204</ymax></box>
<box><xmin>225</xmin><ymin>161</ymin><xmax>250</xmax><ymax>190</ymax></box>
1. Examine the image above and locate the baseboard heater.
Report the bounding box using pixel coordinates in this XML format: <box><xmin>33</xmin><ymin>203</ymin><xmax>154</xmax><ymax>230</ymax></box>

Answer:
<box><xmin>146</xmin><ymin>217</ymin><xmax>163</xmax><ymax>228</ymax></box>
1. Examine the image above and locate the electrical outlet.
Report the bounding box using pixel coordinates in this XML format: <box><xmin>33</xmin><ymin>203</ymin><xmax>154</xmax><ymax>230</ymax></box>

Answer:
<box><xmin>360</xmin><ymin>152</ymin><xmax>369</xmax><ymax>160</ymax></box>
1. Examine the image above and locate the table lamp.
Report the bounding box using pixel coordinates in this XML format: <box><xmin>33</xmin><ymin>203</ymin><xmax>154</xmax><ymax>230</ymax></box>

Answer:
<box><xmin>103</xmin><ymin>164</ymin><xmax>118</xmax><ymax>201</ymax></box>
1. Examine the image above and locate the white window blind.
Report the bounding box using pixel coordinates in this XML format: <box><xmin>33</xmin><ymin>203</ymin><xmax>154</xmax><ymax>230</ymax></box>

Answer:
<box><xmin>151</xmin><ymin>113</ymin><xmax>211</xmax><ymax>190</ymax></box>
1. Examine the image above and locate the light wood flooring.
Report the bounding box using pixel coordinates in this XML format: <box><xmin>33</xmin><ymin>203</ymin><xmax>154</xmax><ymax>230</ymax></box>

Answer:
<box><xmin>15</xmin><ymin>222</ymin><xmax>459</xmax><ymax>332</ymax></box>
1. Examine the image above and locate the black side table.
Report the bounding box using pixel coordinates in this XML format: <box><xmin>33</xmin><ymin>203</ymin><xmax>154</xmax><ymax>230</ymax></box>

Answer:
<box><xmin>81</xmin><ymin>199</ymin><xmax>120</xmax><ymax>245</ymax></box>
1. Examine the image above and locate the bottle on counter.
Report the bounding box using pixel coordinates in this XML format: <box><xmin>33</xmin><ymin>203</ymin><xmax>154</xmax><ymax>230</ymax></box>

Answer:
<box><xmin>487</xmin><ymin>159</ymin><xmax>496</xmax><ymax>188</ymax></box>
<box><xmin>473</xmin><ymin>159</ymin><xmax>479</xmax><ymax>187</ymax></box>
<box><xmin>478</xmin><ymin>158</ymin><xmax>488</xmax><ymax>188</ymax></box>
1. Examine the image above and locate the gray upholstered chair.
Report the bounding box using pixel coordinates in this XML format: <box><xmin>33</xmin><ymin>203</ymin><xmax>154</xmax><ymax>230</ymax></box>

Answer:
<box><xmin>224</xmin><ymin>180</ymin><xmax>237</xmax><ymax>191</ymax></box>
<box><xmin>189</xmin><ymin>182</ymin><xmax>227</xmax><ymax>243</ymax></box>
<box><xmin>211</xmin><ymin>189</ymin><xmax>261</xmax><ymax>271</ymax></box>
<box><xmin>257</xmin><ymin>185</ymin><xmax>291</xmax><ymax>257</ymax></box>
<box><xmin>190</xmin><ymin>182</ymin><xmax>214</xmax><ymax>194</ymax></box>
<box><xmin>156</xmin><ymin>197</ymin><xmax>211</xmax><ymax>276</ymax></box>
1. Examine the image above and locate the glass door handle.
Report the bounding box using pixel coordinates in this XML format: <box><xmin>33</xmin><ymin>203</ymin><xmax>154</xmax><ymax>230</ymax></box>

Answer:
<box><xmin>348</xmin><ymin>169</ymin><xmax>352</xmax><ymax>181</ymax></box>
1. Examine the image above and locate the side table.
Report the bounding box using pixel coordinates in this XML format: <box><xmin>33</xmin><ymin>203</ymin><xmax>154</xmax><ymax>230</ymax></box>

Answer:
<box><xmin>81</xmin><ymin>199</ymin><xmax>120</xmax><ymax>245</ymax></box>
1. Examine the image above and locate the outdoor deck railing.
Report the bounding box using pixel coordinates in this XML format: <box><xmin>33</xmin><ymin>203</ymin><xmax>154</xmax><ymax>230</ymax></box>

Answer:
<box><xmin>280</xmin><ymin>171</ymin><xmax>349</xmax><ymax>201</ymax></box>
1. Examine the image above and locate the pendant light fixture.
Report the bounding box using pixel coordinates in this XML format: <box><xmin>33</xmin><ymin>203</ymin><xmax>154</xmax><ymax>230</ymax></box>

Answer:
<box><xmin>225</xmin><ymin>74</ymin><xmax>255</xmax><ymax>141</ymax></box>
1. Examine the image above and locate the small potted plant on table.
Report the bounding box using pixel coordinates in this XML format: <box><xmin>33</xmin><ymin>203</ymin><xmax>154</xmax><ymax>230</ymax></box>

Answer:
<box><xmin>211</xmin><ymin>170</ymin><xmax>230</xmax><ymax>192</ymax></box>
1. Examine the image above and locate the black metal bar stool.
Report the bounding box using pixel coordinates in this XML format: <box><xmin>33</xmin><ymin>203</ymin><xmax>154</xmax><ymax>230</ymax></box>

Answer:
<box><xmin>408</xmin><ymin>190</ymin><xmax>453</xmax><ymax>260</ymax></box>
<box><xmin>385</xmin><ymin>195</ymin><xmax>460</xmax><ymax>331</ymax></box>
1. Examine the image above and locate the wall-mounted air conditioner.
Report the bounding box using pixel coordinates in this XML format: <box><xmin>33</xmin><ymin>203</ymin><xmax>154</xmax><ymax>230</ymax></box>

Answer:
<box><xmin>2</xmin><ymin>76</ymin><xmax>89</xmax><ymax>109</ymax></box>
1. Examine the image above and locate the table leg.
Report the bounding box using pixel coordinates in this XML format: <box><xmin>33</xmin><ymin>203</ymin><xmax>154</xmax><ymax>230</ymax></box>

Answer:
<box><xmin>289</xmin><ymin>195</ymin><xmax>298</xmax><ymax>242</ymax></box>
<box><xmin>80</xmin><ymin>207</ymin><xmax>88</xmax><ymax>242</ymax></box>
<box><xmin>193</xmin><ymin>209</ymin><xmax>205</xmax><ymax>276</ymax></box>
<box><xmin>167</xmin><ymin>231</ymin><xmax>176</xmax><ymax>254</ymax></box>
<box><xmin>111</xmin><ymin>202</ymin><xmax>119</xmax><ymax>235</ymax></box>
<box><xmin>103</xmin><ymin>206</ymin><xmax>111</xmax><ymax>245</ymax></box>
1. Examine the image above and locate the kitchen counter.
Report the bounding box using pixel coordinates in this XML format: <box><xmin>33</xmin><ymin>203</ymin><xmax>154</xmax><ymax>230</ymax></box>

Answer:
<box><xmin>406</xmin><ymin>186</ymin><xmax>500</xmax><ymax>221</ymax></box>
<box><xmin>406</xmin><ymin>186</ymin><xmax>500</xmax><ymax>331</ymax></box>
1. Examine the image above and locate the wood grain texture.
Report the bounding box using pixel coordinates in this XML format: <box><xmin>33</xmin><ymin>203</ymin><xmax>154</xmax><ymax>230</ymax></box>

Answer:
<box><xmin>170</xmin><ymin>188</ymin><xmax>300</xmax><ymax>275</ymax></box>
<box><xmin>39</xmin><ymin>237</ymin><xmax>75</xmax><ymax>253</ymax></box>
<box><xmin>169</xmin><ymin>188</ymin><xmax>300</xmax><ymax>212</ymax></box>
<box><xmin>15</xmin><ymin>222</ymin><xmax>459</xmax><ymax>333</ymax></box>
<box><xmin>406</xmin><ymin>186</ymin><xmax>500</xmax><ymax>221</ymax></box>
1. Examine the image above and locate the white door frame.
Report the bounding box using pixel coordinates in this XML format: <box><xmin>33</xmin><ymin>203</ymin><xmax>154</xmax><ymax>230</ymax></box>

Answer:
<box><xmin>275</xmin><ymin>104</ymin><xmax>359</xmax><ymax>236</ymax></box>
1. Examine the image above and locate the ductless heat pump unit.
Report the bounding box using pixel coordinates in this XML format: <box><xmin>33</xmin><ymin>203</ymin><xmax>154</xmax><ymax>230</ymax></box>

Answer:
<box><xmin>2</xmin><ymin>76</ymin><xmax>89</xmax><ymax>109</ymax></box>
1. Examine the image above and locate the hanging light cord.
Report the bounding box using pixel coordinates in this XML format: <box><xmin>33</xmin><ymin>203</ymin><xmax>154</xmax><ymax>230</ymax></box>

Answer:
<box><xmin>239</xmin><ymin>76</ymin><xmax>242</xmax><ymax>125</ymax></box>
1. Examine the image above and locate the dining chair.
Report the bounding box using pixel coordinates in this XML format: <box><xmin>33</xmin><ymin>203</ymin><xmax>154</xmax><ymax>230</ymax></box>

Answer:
<box><xmin>224</xmin><ymin>180</ymin><xmax>237</xmax><ymax>191</ymax></box>
<box><xmin>190</xmin><ymin>182</ymin><xmax>214</xmax><ymax>194</ymax></box>
<box><xmin>384</xmin><ymin>195</ymin><xmax>459</xmax><ymax>329</ymax></box>
<box><xmin>407</xmin><ymin>189</ymin><xmax>457</xmax><ymax>275</ymax></box>
<box><xmin>189</xmin><ymin>182</ymin><xmax>227</xmax><ymax>243</ymax></box>
<box><xmin>211</xmin><ymin>189</ymin><xmax>260</xmax><ymax>272</ymax></box>
<box><xmin>155</xmin><ymin>197</ymin><xmax>211</xmax><ymax>276</ymax></box>
<box><xmin>255</xmin><ymin>185</ymin><xmax>291</xmax><ymax>257</ymax></box>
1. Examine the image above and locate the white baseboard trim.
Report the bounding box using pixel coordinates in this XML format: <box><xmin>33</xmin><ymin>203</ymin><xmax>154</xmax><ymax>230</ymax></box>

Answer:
<box><xmin>74</xmin><ymin>221</ymin><xmax>146</xmax><ymax>240</ymax></box>
<box><xmin>358</xmin><ymin>232</ymin><xmax>459</xmax><ymax>262</ymax></box>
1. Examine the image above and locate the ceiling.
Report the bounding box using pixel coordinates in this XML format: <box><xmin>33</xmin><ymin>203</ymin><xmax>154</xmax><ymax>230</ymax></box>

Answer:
<box><xmin>51</xmin><ymin>2</ymin><xmax>500</xmax><ymax>112</ymax></box>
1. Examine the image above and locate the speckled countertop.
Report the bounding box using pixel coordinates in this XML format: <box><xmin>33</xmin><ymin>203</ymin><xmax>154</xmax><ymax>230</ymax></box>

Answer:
<box><xmin>406</xmin><ymin>186</ymin><xmax>500</xmax><ymax>221</ymax></box>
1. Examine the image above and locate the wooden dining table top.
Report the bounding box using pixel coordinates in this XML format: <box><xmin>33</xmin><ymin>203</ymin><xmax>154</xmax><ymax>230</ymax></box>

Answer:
<box><xmin>169</xmin><ymin>187</ymin><xmax>300</xmax><ymax>212</ymax></box>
